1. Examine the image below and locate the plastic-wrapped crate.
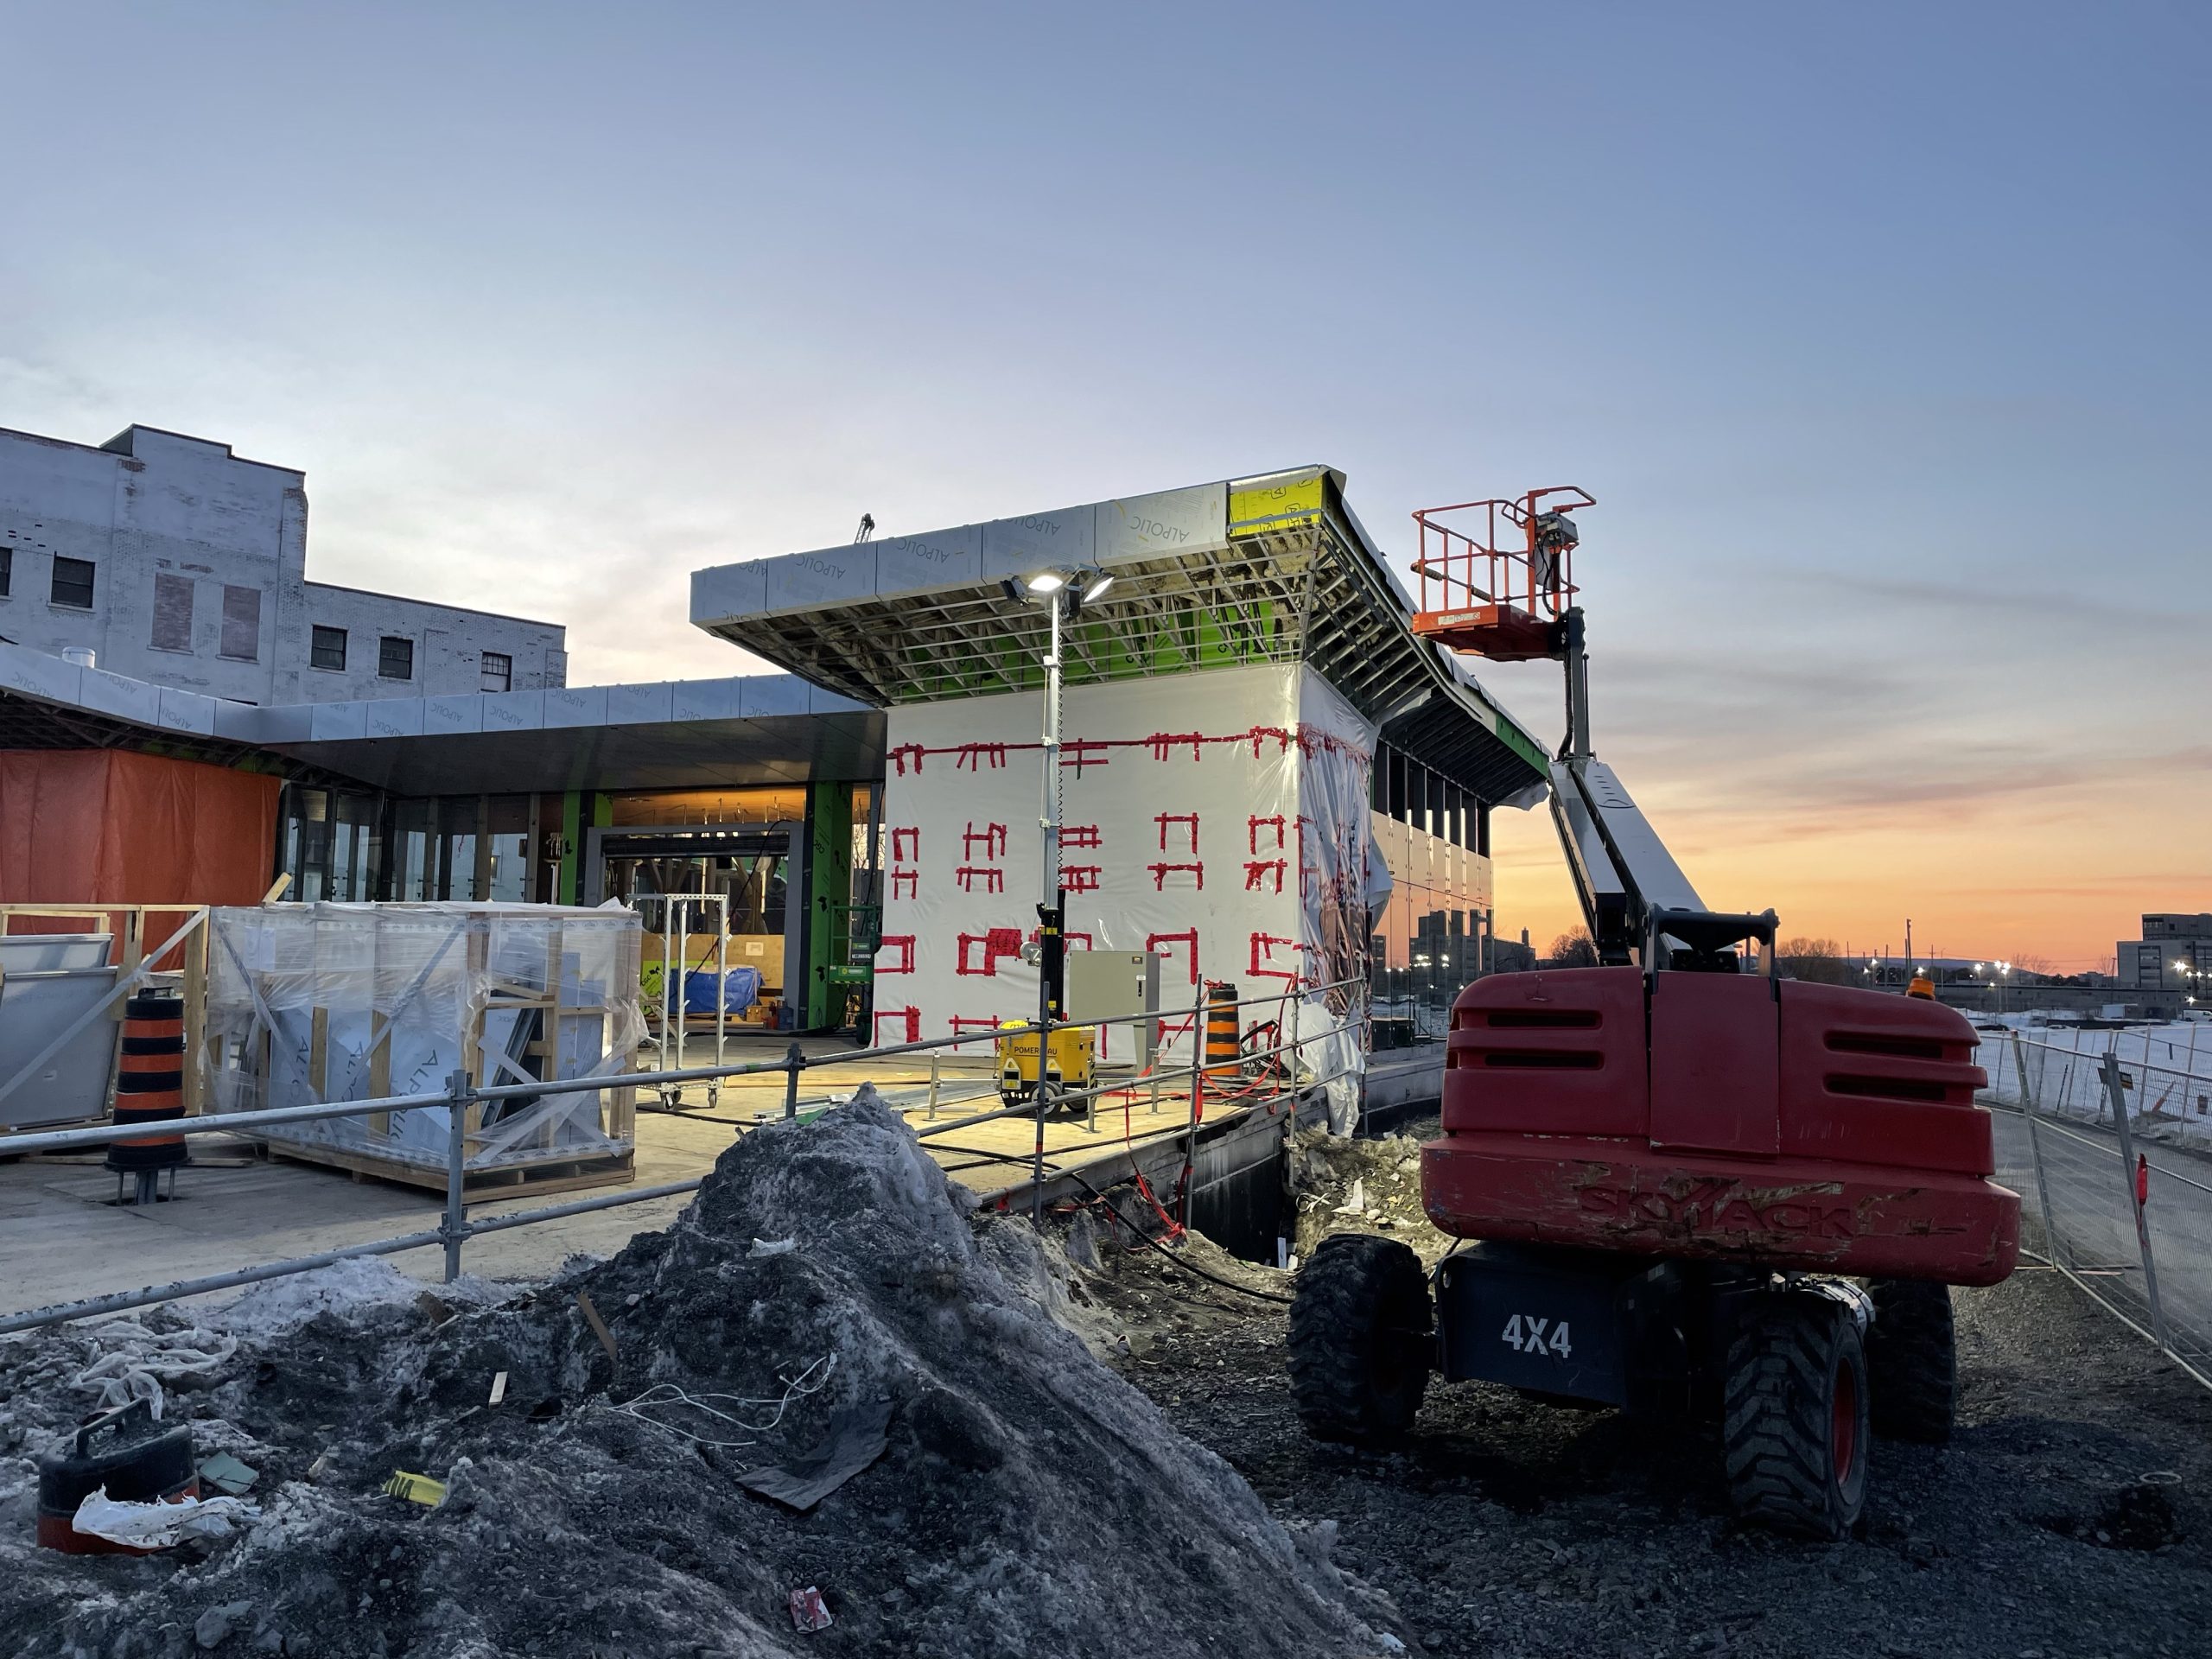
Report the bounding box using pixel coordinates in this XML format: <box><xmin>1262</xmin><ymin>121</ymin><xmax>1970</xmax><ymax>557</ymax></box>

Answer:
<box><xmin>200</xmin><ymin>903</ymin><xmax>645</xmax><ymax>1193</ymax></box>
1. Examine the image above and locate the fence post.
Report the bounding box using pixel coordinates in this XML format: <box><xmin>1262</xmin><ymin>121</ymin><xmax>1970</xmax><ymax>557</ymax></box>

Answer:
<box><xmin>926</xmin><ymin>1052</ymin><xmax>941</xmax><ymax>1122</ymax></box>
<box><xmin>2013</xmin><ymin>1033</ymin><xmax>2062</xmax><ymax>1267</ymax></box>
<box><xmin>783</xmin><ymin>1040</ymin><xmax>804</xmax><ymax>1121</ymax></box>
<box><xmin>1179</xmin><ymin>978</ymin><xmax>1205</xmax><ymax>1231</ymax></box>
<box><xmin>1031</xmin><ymin>1026</ymin><xmax>1050</xmax><ymax>1224</ymax></box>
<box><xmin>2100</xmin><ymin>1052</ymin><xmax>2170</xmax><ymax>1350</ymax></box>
<box><xmin>441</xmin><ymin>1068</ymin><xmax>470</xmax><ymax>1284</ymax></box>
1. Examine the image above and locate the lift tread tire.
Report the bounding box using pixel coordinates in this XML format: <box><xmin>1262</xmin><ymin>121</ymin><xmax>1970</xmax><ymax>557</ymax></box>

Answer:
<box><xmin>1866</xmin><ymin>1279</ymin><xmax>1956</xmax><ymax>1444</ymax></box>
<box><xmin>1289</xmin><ymin>1233</ymin><xmax>1432</xmax><ymax>1446</ymax></box>
<box><xmin>1722</xmin><ymin>1294</ymin><xmax>1869</xmax><ymax>1541</ymax></box>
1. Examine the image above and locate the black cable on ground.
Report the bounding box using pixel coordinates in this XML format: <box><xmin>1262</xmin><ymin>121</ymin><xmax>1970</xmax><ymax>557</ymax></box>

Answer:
<box><xmin>1064</xmin><ymin>1173</ymin><xmax>1294</xmax><ymax>1306</ymax></box>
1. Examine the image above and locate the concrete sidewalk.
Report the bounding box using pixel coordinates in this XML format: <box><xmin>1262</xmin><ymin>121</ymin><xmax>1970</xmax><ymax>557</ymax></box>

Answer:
<box><xmin>0</xmin><ymin>1040</ymin><xmax>1225</xmax><ymax>1322</ymax></box>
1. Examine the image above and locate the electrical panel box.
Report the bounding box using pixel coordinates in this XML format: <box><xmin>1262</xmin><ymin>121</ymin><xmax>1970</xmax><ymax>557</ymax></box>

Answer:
<box><xmin>1066</xmin><ymin>950</ymin><xmax>1159</xmax><ymax>1070</ymax></box>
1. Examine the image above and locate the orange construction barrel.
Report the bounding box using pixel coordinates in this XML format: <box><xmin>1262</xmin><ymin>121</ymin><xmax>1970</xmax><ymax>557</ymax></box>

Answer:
<box><xmin>109</xmin><ymin>990</ymin><xmax>187</xmax><ymax>1204</ymax></box>
<box><xmin>1204</xmin><ymin>981</ymin><xmax>1242</xmax><ymax>1077</ymax></box>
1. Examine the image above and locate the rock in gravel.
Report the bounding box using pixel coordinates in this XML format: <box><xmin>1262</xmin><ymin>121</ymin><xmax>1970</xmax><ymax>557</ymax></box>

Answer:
<box><xmin>195</xmin><ymin>1602</ymin><xmax>252</xmax><ymax>1649</ymax></box>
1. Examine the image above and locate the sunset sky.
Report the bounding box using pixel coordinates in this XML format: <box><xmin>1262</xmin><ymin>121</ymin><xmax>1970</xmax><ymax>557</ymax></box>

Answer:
<box><xmin>4</xmin><ymin>4</ymin><xmax>2203</xmax><ymax>970</ymax></box>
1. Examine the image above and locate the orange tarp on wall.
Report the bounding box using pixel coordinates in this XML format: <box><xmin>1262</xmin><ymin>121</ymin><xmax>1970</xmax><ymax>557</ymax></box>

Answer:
<box><xmin>0</xmin><ymin>750</ymin><xmax>279</xmax><ymax>905</ymax></box>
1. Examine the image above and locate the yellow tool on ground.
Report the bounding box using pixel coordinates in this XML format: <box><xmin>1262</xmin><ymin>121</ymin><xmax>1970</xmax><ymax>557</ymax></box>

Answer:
<box><xmin>381</xmin><ymin>1471</ymin><xmax>448</xmax><ymax>1507</ymax></box>
<box><xmin>995</xmin><ymin>1020</ymin><xmax>1095</xmax><ymax>1109</ymax></box>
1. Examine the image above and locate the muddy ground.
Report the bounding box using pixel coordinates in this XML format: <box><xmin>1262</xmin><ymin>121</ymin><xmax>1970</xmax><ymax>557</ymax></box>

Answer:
<box><xmin>1072</xmin><ymin>1122</ymin><xmax>2212</xmax><ymax>1659</ymax></box>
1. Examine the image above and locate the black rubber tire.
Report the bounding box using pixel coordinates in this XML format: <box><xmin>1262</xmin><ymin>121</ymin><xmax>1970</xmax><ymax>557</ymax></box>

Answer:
<box><xmin>1288</xmin><ymin>1233</ymin><xmax>1433</xmax><ymax>1445</ymax></box>
<box><xmin>1866</xmin><ymin>1279</ymin><xmax>1956</xmax><ymax>1444</ymax></box>
<box><xmin>1722</xmin><ymin>1294</ymin><xmax>1870</xmax><ymax>1540</ymax></box>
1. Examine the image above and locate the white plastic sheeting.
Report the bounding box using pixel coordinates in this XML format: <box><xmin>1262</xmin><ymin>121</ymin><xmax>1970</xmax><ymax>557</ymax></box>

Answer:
<box><xmin>202</xmin><ymin>903</ymin><xmax>645</xmax><ymax>1173</ymax></box>
<box><xmin>873</xmin><ymin>664</ymin><xmax>1376</xmax><ymax>1121</ymax></box>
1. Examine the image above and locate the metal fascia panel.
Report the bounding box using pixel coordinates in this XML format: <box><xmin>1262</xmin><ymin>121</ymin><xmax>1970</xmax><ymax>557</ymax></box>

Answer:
<box><xmin>156</xmin><ymin>688</ymin><xmax>219</xmax><ymax>736</ymax></box>
<box><xmin>606</xmin><ymin>681</ymin><xmax>677</xmax><ymax>726</ymax></box>
<box><xmin>75</xmin><ymin>667</ymin><xmax>165</xmax><ymax>728</ymax></box>
<box><xmin>424</xmin><ymin>694</ymin><xmax>486</xmax><ymax>734</ymax></box>
<box><xmin>481</xmin><ymin>690</ymin><xmax>545</xmax><ymax>732</ymax></box>
<box><xmin>762</xmin><ymin>543</ymin><xmax>879</xmax><ymax>615</ymax></box>
<box><xmin>1094</xmin><ymin>484</ymin><xmax>1227</xmax><ymax>565</ymax></box>
<box><xmin>669</xmin><ymin>678</ymin><xmax>745</xmax><ymax>721</ymax></box>
<box><xmin>0</xmin><ymin>643</ymin><xmax>84</xmax><ymax>706</ymax></box>
<box><xmin>691</xmin><ymin>556</ymin><xmax>772</xmax><ymax>624</ymax></box>
<box><xmin>874</xmin><ymin>524</ymin><xmax>984</xmax><ymax>594</ymax></box>
<box><xmin>365</xmin><ymin>698</ymin><xmax>426</xmax><ymax>740</ymax></box>
<box><xmin>543</xmin><ymin>685</ymin><xmax>609</xmax><ymax>728</ymax></box>
<box><xmin>309</xmin><ymin>700</ymin><xmax>372</xmax><ymax>742</ymax></box>
<box><xmin>982</xmin><ymin>504</ymin><xmax>1096</xmax><ymax>582</ymax></box>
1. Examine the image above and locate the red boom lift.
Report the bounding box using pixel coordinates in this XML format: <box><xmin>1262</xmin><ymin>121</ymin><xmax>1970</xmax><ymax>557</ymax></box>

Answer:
<box><xmin>1288</xmin><ymin>490</ymin><xmax>2020</xmax><ymax>1538</ymax></box>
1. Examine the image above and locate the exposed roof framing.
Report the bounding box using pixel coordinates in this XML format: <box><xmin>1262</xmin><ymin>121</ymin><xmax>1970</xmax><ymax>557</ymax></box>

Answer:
<box><xmin>692</xmin><ymin>468</ymin><xmax>1551</xmax><ymax>804</ymax></box>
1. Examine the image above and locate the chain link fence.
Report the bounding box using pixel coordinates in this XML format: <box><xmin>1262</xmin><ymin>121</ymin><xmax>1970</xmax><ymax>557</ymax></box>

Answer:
<box><xmin>1977</xmin><ymin>1029</ymin><xmax>2212</xmax><ymax>1391</ymax></box>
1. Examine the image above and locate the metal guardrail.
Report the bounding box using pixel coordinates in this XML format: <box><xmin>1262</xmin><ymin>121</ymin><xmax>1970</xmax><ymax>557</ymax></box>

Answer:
<box><xmin>1980</xmin><ymin>1030</ymin><xmax>2212</xmax><ymax>1393</ymax></box>
<box><xmin>0</xmin><ymin>976</ymin><xmax>1364</xmax><ymax>1335</ymax></box>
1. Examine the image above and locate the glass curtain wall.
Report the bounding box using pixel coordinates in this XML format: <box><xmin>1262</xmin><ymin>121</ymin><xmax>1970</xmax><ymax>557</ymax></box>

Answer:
<box><xmin>277</xmin><ymin>791</ymin><xmax>543</xmax><ymax>904</ymax></box>
<box><xmin>1367</xmin><ymin>743</ymin><xmax>1494</xmax><ymax>1040</ymax></box>
<box><xmin>276</xmin><ymin>785</ymin><xmax>382</xmax><ymax>901</ymax></box>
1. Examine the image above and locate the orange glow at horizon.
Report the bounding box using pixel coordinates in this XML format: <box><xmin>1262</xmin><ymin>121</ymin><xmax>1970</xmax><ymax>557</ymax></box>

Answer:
<box><xmin>1491</xmin><ymin>760</ymin><xmax>2212</xmax><ymax>975</ymax></box>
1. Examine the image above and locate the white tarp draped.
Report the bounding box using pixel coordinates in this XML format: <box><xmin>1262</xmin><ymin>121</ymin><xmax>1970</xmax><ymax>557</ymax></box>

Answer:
<box><xmin>874</xmin><ymin>664</ymin><xmax>1376</xmax><ymax>1116</ymax></box>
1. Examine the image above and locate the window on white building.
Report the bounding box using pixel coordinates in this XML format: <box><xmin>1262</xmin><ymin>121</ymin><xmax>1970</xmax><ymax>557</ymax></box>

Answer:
<box><xmin>311</xmin><ymin>625</ymin><xmax>347</xmax><ymax>671</ymax></box>
<box><xmin>379</xmin><ymin>635</ymin><xmax>415</xmax><ymax>680</ymax></box>
<box><xmin>0</xmin><ymin>546</ymin><xmax>12</xmax><ymax>597</ymax></box>
<box><xmin>480</xmin><ymin>651</ymin><xmax>512</xmax><ymax>693</ymax></box>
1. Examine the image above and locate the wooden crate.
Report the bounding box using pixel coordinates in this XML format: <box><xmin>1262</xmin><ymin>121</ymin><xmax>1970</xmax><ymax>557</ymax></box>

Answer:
<box><xmin>204</xmin><ymin>903</ymin><xmax>643</xmax><ymax>1195</ymax></box>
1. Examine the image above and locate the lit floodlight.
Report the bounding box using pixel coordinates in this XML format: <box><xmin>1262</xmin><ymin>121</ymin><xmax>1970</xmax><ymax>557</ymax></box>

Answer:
<box><xmin>1026</xmin><ymin>570</ymin><xmax>1067</xmax><ymax>594</ymax></box>
<box><xmin>1083</xmin><ymin>573</ymin><xmax>1115</xmax><ymax>602</ymax></box>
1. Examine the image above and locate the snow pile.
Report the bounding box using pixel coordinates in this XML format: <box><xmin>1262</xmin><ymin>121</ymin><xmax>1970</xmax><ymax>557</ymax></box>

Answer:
<box><xmin>206</xmin><ymin>1257</ymin><xmax>508</xmax><ymax>1340</ymax></box>
<box><xmin>1</xmin><ymin>1097</ymin><xmax>1395</xmax><ymax>1659</ymax></box>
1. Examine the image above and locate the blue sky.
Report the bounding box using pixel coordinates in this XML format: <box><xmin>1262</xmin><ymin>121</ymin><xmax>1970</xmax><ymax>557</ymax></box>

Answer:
<box><xmin>3</xmin><ymin>3</ymin><xmax>2205</xmax><ymax>963</ymax></box>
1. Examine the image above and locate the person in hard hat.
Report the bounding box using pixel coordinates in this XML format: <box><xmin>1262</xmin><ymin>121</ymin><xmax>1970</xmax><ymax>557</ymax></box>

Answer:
<box><xmin>1907</xmin><ymin>970</ymin><xmax>1936</xmax><ymax>1000</ymax></box>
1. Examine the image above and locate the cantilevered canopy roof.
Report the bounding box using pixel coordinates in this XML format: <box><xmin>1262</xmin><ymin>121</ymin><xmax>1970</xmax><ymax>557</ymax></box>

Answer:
<box><xmin>691</xmin><ymin>467</ymin><xmax>1552</xmax><ymax>804</ymax></box>
<box><xmin>0</xmin><ymin>642</ymin><xmax>881</xmax><ymax>796</ymax></box>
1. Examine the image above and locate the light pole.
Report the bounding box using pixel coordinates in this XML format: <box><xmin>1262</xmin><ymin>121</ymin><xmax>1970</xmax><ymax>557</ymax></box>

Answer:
<box><xmin>1003</xmin><ymin>565</ymin><xmax>1116</xmax><ymax>1109</ymax></box>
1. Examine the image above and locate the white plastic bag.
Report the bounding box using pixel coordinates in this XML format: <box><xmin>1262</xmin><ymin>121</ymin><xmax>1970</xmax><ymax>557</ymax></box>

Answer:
<box><xmin>73</xmin><ymin>1485</ymin><xmax>259</xmax><ymax>1548</ymax></box>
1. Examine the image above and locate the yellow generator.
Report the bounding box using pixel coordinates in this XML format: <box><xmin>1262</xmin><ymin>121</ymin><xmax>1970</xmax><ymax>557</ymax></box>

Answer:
<box><xmin>995</xmin><ymin>1020</ymin><xmax>1096</xmax><ymax>1108</ymax></box>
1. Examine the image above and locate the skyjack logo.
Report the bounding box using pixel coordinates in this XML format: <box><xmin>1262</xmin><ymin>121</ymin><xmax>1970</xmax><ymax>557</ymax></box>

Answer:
<box><xmin>1576</xmin><ymin>1183</ymin><xmax>1856</xmax><ymax>1241</ymax></box>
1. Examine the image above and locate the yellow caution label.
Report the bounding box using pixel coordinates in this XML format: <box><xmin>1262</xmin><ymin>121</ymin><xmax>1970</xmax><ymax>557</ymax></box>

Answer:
<box><xmin>1229</xmin><ymin>470</ymin><xmax>1327</xmax><ymax>538</ymax></box>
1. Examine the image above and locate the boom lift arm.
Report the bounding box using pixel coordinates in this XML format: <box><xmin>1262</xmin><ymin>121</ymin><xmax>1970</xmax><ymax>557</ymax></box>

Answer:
<box><xmin>1408</xmin><ymin>490</ymin><xmax>1774</xmax><ymax>970</ymax></box>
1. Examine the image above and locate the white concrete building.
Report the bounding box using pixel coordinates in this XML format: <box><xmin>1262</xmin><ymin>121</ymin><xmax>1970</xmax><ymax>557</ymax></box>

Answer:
<box><xmin>0</xmin><ymin>423</ymin><xmax>564</xmax><ymax>704</ymax></box>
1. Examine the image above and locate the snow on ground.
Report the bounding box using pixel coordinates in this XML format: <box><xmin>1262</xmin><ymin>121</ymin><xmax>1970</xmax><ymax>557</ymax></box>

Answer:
<box><xmin>1974</xmin><ymin>1020</ymin><xmax>2212</xmax><ymax>1150</ymax></box>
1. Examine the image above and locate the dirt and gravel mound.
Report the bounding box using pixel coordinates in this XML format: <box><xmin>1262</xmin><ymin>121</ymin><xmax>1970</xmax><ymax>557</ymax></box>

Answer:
<box><xmin>1288</xmin><ymin>1126</ymin><xmax>1446</xmax><ymax>1265</ymax></box>
<box><xmin>0</xmin><ymin>1096</ymin><xmax>1400</xmax><ymax>1659</ymax></box>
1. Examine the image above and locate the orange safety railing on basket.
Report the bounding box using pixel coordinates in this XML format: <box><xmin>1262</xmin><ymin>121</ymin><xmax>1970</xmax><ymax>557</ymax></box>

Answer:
<box><xmin>1408</xmin><ymin>487</ymin><xmax>1593</xmax><ymax>659</ymax></box>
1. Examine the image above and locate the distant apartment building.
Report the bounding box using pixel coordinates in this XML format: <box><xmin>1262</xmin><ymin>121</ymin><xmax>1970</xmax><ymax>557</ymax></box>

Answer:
<box><xmin>2116</xmin><ymin>912</ymin><xmax>2212</xmax><ymax>994</ymax></box>
<box><xmin>0</xmin><ymin>423</ymin><xmax>565</xmax><ymax>704</ymax></box>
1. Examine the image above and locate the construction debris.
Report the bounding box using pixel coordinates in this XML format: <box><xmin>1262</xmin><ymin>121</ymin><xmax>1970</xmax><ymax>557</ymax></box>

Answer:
<box><xmin>1288</xmin><ymin>1124</ymin><xmax>1447</xmax><ymax>1264</ymax></box>
<box><xmin>0</xmin><ymin>1097</ymin><xmax>1397</xmax><ymax>1658</ymax></box>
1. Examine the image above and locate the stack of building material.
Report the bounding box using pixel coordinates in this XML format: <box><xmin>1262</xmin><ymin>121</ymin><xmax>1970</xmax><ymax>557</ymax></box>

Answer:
<box><xmin>200</xmin><ymin>903</ymin><xmax>645</xmax><ymax>1194</ymax></box>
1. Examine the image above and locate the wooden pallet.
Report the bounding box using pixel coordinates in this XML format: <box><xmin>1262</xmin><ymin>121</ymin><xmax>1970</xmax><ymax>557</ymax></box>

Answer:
<box><xmin>265</xmin><ymin>1139</ymin><xmax>636</xmax><ymax>1198</ymax></box>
